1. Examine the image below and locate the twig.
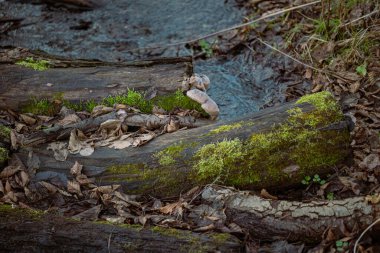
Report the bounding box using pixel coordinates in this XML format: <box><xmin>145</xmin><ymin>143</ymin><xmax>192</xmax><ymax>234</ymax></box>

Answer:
<box><xmin>340</xmin><ymin>9</ymin><xmax>379</xmax><ymax>27</ymax></box>
<box><xmin>248</xmin><ymin>38</ymin><xmax>354</xmax><ymax>84</ymax></box>
<box><xmin>135</xmin><ymin>1</ymin><xmax>321</xmax><ymax>51</ymax></box>
<box><xmin>248</xmin><ymin>38</ymin><xmax>324</xmax><ymax>73</ymax></box>
<box><xmin>354</xmin><ymin>217</ymin><xmax>380</xmax><ymax>253</ymax></box>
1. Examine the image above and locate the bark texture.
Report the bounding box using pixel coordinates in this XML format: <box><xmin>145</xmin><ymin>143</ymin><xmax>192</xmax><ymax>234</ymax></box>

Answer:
<box><xmin>0</xmin><ymin>205</ymin><xmax>242</xmax><ymax>253</ymax></box>
<box><xmin>16</xmin><ymin>93</ymin><xmax>352</xmax><ymax>196</ymax></box>
<box><xmin>0</xmin><ymin>47</ymin><xmax>192</xmax><ymax>111</ymax></box>
<box><xmin>202</xmin><ymin>186</ymin><xmax>380</xmax><ymax>242</ymax></box>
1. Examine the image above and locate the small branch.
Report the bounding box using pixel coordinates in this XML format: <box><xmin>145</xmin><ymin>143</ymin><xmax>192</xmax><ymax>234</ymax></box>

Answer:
<box><xmin>340</xmin><ymin>9</ymin><xmax>379</xmax><ymax>27</ymax></box>
<box><xmin>354</xmin><ymin>217</ymin><xmax>380</xmax><ymax>253</ymax></box>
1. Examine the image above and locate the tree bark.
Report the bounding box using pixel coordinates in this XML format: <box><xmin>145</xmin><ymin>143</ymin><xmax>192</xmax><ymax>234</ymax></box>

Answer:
<box><xmin>0</xmin><ymin>205</ymin><xmax>242</xmax><ymax>253</ymax></box>
<box><xmin>16</xmin><ymin>93</ymin><xmax>352</xmax><ymax>197</ymax></box>
<box><xmin>202</xmin><ymin>186</ymin><xmax>380</xmax><ymax>243</ymax></box>
<box><xmin>0</xmin><ymin>47</ymin><xmax>192</xmax><ymax>111</ymax></box>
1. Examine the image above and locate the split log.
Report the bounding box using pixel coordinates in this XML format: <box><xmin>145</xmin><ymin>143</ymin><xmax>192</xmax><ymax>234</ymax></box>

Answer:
<box><xmin>0</xmin><ymin>47</ymin><xmax>192</xmax><ymax>111</ymax></box>
<box><xmin>201</xmin><ymin>186</ymin><xmax>380</xmax><ymax>243</ymax></box>
<box><xmin>17</xmin><ymin>92</ymin><xmax>352</xmax><ymax>196</ymax></box>
<box><xmin>0</xmin><ymin>205</ymin><xmax>242</xmax><ymax>253</ymax></box>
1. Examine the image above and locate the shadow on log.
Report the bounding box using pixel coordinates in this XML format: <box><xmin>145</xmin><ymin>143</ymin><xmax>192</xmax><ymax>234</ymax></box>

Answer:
<box><xmin>0</xmin><ymin>47</ymin><xmax>192</xmax><ymax>111</ymax></box>
<box><xmin>16</xmin><ymin>92</ymin><xmax>352</xmax><ymax>197</ymax></box>
<box><xmin>0</xmin><ymin>205</ymin><xmax>242</xmax><ymax>253</ymax></box>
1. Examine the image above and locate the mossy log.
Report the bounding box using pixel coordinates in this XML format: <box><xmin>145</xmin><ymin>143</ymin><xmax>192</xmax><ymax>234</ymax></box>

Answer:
<box><xmin>0</xmin><ymin>47</ymin><xmax>192</xmax><ymax>111</ymax></box>
<box><xmin>16</xmin><ymin>92</ymin><xmax>352</xmax><ymax>196</ymax></box>
<box><xmin>0</xmin><ymin>205</ymin><xmax>242</xmax><ymax>253</ymax></box>
<box><xmin>202</xmin><ymin>186</ymin><xmax>379</xmax><ymax>243</ymax></box>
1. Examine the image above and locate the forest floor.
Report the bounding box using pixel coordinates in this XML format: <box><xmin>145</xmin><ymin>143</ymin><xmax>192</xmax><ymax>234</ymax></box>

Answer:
<box><xmin>0</xmin><ymin>0</ymin><xmax>379</xmax><ymax>252</ymax></box>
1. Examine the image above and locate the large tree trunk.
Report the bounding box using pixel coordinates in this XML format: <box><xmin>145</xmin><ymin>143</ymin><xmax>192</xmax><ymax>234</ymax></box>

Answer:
<box><xmin>16</xmin><ymin>92</ymin><xmax>352</xmax><ymax>197</ymax></box>
<box><xmin>202</xmin><ymin>186</ymin><xmax>379</xmax><ymax>243</ymax></box>
<box><xmin>0</xmin><ymin>47</ymin><xmax>192</xmax><ymax>111</ymax></box>
<box><xmin>0</xmin><ymin>204</ymin><xmax>242</xmax><ymax>253</ymax></box>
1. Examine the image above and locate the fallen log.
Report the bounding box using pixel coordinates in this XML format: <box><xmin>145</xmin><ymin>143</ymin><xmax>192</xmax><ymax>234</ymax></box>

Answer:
<box><xmin>202</xmin><ymin>186</ymin><xmax>380</xmax><ymax>243</ymax></box>
<box><xmin>0</xmin><ymin>205</ymin><xmax>242</xmax><ymax>253</ymax></box>
<box><xmin>20</xmin><ymin>112</ymin><xmax>209</xmax><ymax>147</ymax></box>
<box><xmin>0</xmin><ymin>47</ymin><xmax>192</xmax><ymax>111</ymax></box>
<box><xmin>17</xmin><ymin>92</ymin><xmax>352</xmax><ymax>196</ymax></box>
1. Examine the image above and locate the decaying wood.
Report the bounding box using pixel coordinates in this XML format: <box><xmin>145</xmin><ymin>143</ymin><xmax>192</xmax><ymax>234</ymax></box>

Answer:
<box><xmin>16</xmin><ymin>100</ymin><xmax>352</xmax><ymax>196</ymax></box>
<box><xmin>202</xmin><ymin>186</ymin><xmax>380</xmax><ymax>242</ymax></box>
<box><xmin>20</xmin><ymin>112</ymin><xmax>209</xmax><ymax>147</ymax></box>
<box><xmin>0</xmin><ymin>47</ymin><xmax>192</xmax><ymax>111</ymax></box>
<box><xmin>0</xmin><ymin>205</ymin><xmax>242</xmax><ymax>253</ymax></box>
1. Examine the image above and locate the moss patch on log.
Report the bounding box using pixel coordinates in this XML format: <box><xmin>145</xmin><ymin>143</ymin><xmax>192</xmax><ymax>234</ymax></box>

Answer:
<box><xmin>16</xmin><ymin>57</ymin><xmax>50</xmax><ymax>71</ymax></box>
<box><xmin>0</xmin><ymin>147</ymin><xmax>9</xmax><ymax>164</ymax></box>
<box><xmin>102</xmin><ymin>92</ymin><xmax>350</xmax><ymax>194</ymax></box>
<box><xmin>0</xmin><ymin>125</ymin><xmax>11</xmax><ymax>141</ymax></box>
<box><xmin>21</xmin><ymin>90</ymin><xmax>207</xmax><ymax>116</ymax></box>
<box><xmin>192</xmin><ymin>91</ymin><xmax>349</xmax><ymax>188</ymax></box>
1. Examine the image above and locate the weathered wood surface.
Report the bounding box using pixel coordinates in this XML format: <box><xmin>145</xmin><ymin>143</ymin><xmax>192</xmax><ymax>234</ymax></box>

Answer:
<box><xmin>16</xmin><ymin>97</ymin><xmax>352</xmax><ymax>196</ymax></box>
<box><xmin>20</xmin><ymin>112</ymin><xmax>209</xmax><ymax>147</ymax></box>
<box><xmin>0</xmin><ymin>47</ymin><xmax>192</xmax><ymax>111</ymax></box>
<box><xmin>202</xmin><ymin>186</ymin><xmax>380</xmax><ymax>242</ymax></box>
<box><xmin>0</xmin><ymin>205</ymin><xmax>242</xmax><ymax>253</ymax></box>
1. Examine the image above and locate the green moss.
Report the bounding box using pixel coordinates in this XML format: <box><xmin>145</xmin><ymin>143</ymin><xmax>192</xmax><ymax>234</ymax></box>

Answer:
<box><xmin>16</xmin><ymin>57</ymin><xmax>50</xmax><ymax>71</ymax></box>
<box><xmin>192</xmin><ymin>91</ymin><xmax>349</xmax><ymax>188</ymax></box>
<box><xmin>153</xmin><ymin>143</ymin><xmax>187</xmax><ymax>166</ymax></box>
<box><xmin>154</xmin><ymin>90</ymin><xmax>207</xmax><ymax>116</ymax></box>
<box><xmin>209</xmin><ymin>122</ymin><xmax>243</xmax><ymax>135</ymax></box>
<box><xmin>0</xmin><ymin>204</ymin><xmax>43</xmax><ymax>220</ymax></box>
<box><xmin>22</xmin><ymin>89</ymin><xmax>209</xmax><ymax>116</ymax></box>
<box><xmin>0</xmin><ymin>147</ymin><xmax>9</xmax><ymax>164</ymax></box>
<box><xmin>0</xmin><ymin>125</ymin><xmax>11</xmax><ymax>140</ymax></box>
<box><xmin>210</xmin><ymin>233</ymin><xmax>232</xmax><ymax>245</ymax></box>
<box><xmin>194</xmin><ymin>139</ymin><xmax>244</xmax><ymax>183</ymax></box>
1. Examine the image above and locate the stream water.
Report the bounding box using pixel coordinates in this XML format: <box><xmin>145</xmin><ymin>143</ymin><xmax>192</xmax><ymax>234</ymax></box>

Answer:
<box><xmin>1</xmin><ymin>0</ymin><xmax>289</xmax><ymax>120</ymax></box>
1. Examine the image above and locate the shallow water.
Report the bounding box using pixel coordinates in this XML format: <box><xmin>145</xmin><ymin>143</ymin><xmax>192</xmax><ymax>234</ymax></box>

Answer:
<box><xmin>1</xmin><ymin>0</ymin><xmax>287</xmax><ymax>120</ymax></box>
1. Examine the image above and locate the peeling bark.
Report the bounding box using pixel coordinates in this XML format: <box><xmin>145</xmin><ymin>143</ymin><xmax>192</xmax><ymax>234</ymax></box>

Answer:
<box><xmin>202</xmin><ymin>186</ymin><xmax>379</xmax><ymax>242</ymax></box>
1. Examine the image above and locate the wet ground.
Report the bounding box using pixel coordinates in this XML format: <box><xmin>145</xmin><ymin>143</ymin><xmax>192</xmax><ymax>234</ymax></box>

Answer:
<box><xmin>1</xmin><ymin>0</ymin><xmax>292</xmax><ymax>120</ymax></box>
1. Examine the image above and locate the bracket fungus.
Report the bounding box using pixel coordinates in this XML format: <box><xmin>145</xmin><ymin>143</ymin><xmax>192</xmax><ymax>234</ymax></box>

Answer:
<box><xmin>184</xmin><ymin>74</ymin><xmax>219</xmax><ymax>120</ymax></box>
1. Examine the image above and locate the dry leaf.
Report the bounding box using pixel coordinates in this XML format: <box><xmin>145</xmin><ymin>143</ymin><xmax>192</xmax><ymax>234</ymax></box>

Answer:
<box><xmin>91</xmin><ymin>105</ymin><xmax>113</xmax><ymax>117</ymax></box>
<box><xmin>365</xmin><ymin>194</ymin><xmax>380</xmax><ymax>204</ymax></box>
<box><xmin>79</xmin><ymin>146</ymin><xmax>94</xmax><ymax>156</ymax></box>
<box><xmin>47</xmin><ymin>142</ymin><xmax>68</xmax><ymax>161</ymax></box>
<box><xmin>67</xmin><ymin>180</ymin><xmax>82</xmax><ymax>195</ymax></box>
<box><xmin>260</xmin><ymin>189</ymin><xmax>278</xmax><ymax>200</ymax></box>
<box><xmin>72</xmin><ymin>205</ymin><xmax>102</xmax><ymax>220</ymax></box>
<box><xmin>70</xmin><ymin>161</ymin><xmax>83</xmax><ymax>176</ymax></box>
<box><xmin>19</xmin><ymin>114</ymin><xmax>36</xmax><ymax>125</ymax></box>
<box><xmin>109</xmin><ymin>139</ymin><xmax>133</xmax><ymax>149</ymax></box>
<box><xmin>349</xmin><ymin>81</ymin><xmax>361</xmax><ymax>93</ymax></box>
<box><xmin>57</xmin><ymin>114</ymin><xmax>81</xmax><ymax>126</ymax></box>
<box><xmin>19</xmin><ymin>170</ymin><xmax>30</xmax><ymax>187</ymax></box>
<box><xmin>0</xmin><ymin>166</ymin><xmax>22</xmax><ymax>178</ymax></box>
<box><xmin>39</xmin><ymin>181</ymin><xmax>58</xmax><ymax>194</ymax></box>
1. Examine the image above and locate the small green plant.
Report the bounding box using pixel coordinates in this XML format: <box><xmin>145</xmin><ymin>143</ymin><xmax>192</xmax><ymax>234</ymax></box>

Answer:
<box><xmin>199</xmin><ymin>39</ymin><xmax>213</xmax><ymax>57</ymax></box>
<box><xmin>335</xmin><ymin>240</ymin><xmax>349</xmax><ymax>252</ymax></box>
<box><xmin>22</xmin><ymin>98</ymin><xmax>56</xmax><ymax>116</ymax></box>
<box><xmin>327</xmin><ymin>192</ymin><xmax>334</xmax><ymax>201</ymax></box>
<box><xmin>356</xmin><ymin>63</ymin><xmax>367</xmax><ymax>76</ymax></box>
<box><xmin>16</xmin><ymin>57</ymin><xmax>50</xmax><ymax>71</ymax></box>
<box><xmin>302</xmin><ymin>174</ymin><xmax>326</xmax><ymax>185</ymax></box>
